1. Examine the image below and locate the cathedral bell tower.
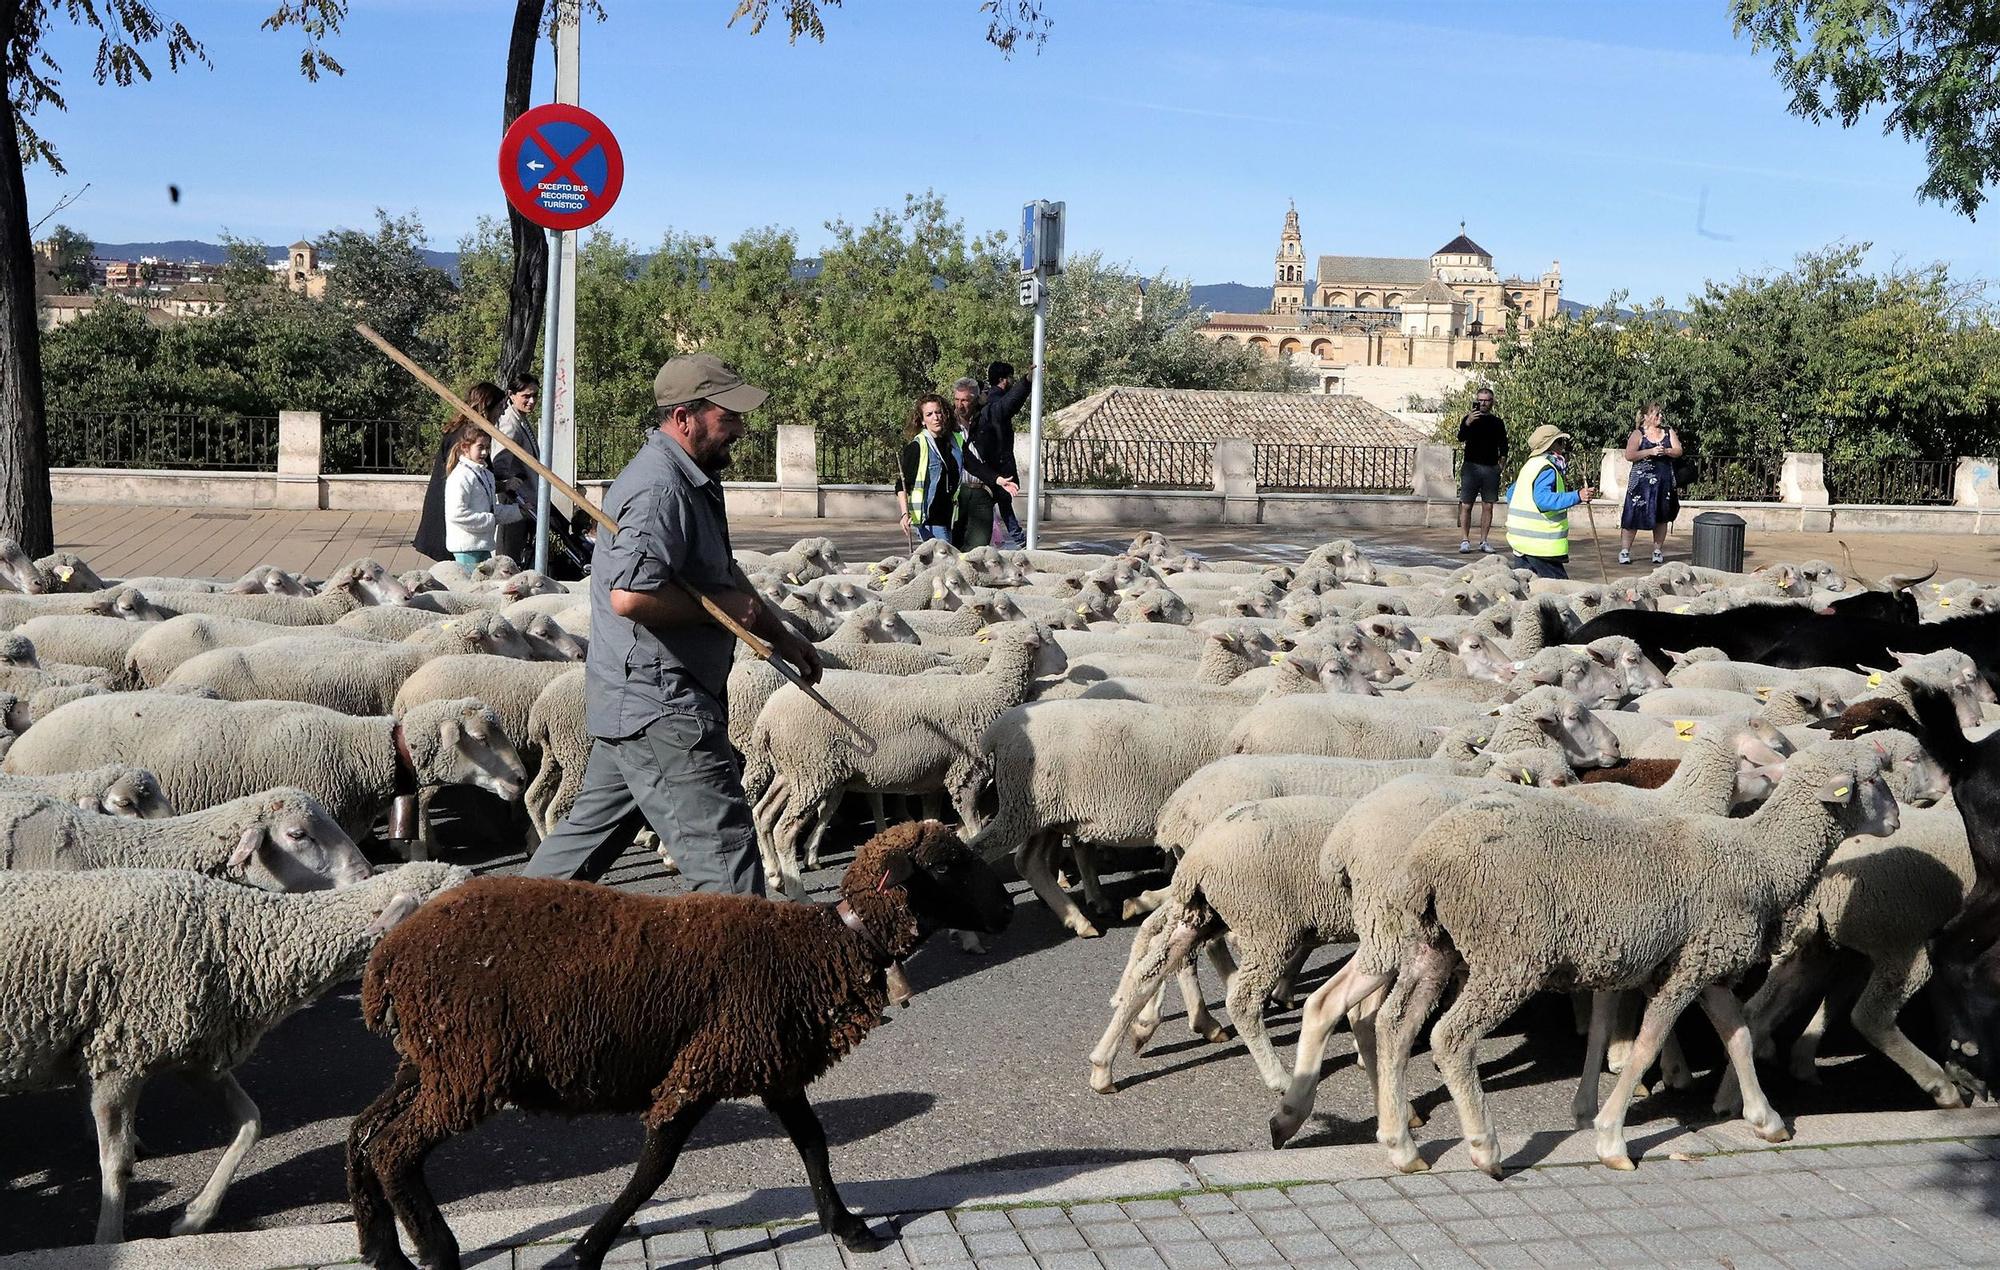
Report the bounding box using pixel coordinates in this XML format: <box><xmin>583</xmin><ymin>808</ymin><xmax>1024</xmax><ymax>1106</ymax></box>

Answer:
<box><xmin>1271</xmin><ymin>203</ymin><xmax>1305</xmax><ymax>316</ymax></box>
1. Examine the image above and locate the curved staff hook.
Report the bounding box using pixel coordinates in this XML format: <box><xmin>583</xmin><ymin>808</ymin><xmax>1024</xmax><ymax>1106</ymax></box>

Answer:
<box><xmin>353</xmin><ymin>322</ymin><xmax>877</xmax><ymax>756</ymax></box>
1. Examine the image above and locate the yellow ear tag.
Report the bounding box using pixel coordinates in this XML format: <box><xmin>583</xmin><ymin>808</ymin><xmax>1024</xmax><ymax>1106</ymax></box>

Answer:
<box><xmin>1519</xmin><ymin>768</ymin><xmax>1533</xmax><ymax>783</ymax></box>
<box><xmin>1673</xmin><ymin>720</ymin><xmax>1696</xmax><ymax>740</ymax></box>
<box><xmin>1271</xmin><ymin>651</ymin><xmax>1287</xmax><ymax>662</ymax></box>
<box><xmin>1932</xmin><ymin>582</ymin><xmax>1945</xmax><ymax>591</ymax></box>
<box><xmin>1851</xmin><ymin>724</ymin><xmax>1871</xmax><ymax>735</ymax></box>
<box><xmin>1673</xmin><ymin>604</ymin><xmax>1691</xmax><ymax>614</ymax></box>
<box><xmin>1754</xmin><ymin>686</ymin><xmax>1772</xmax><ymax>702</ymax></box>
<box><xmin>786</xmin><ymin>573</ymin><xmax>800</xmax><ymax>585</ymax></box>
<box><xmin>1833</xmin><ymin>786</ymin><xmax>1850</xmax><ymax>798</ymax></box>
<box><xmin>1940</xmin><ymin>597</ymin><xmax>1953</xmax><ymax>607</ymax></box>
<box><xmin>52</xmin><ymin>565</ymin><xmax>72</xmax><ymax>581</ymax></box>
<box><xmin>1475</xmin><ymin>735</ymin><xmax>1489</xmax><ymax>746</ymax></box>
<box><xmin>1866</xmin><ymin>672</ymin><xmax>1884</xmax><ymax>687</ymax></box>
<box><xmin>1076</xmin><ymin>604</ymin><xmax>1089</xmax><ymax>615</ymax></box>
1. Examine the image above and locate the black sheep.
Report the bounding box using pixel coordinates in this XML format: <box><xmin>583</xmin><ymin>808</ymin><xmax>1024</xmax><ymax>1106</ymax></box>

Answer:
<box><xmin>346</xmin><ymin>820</ymin><xmax>1013</xmax><ymax>1270</ymax></box>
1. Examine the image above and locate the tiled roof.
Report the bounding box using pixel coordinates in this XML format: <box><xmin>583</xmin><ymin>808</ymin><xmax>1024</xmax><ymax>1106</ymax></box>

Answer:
<box><xmin>1404</xmin><ymin>278</ymin><xmax>1463</xmax><ymax>305</ymax></box>
<box><xmin>1316</xmin><ymin>255</ymin><xmax>1430</xmax><ymax>286</ymax></box>
<box><xmin>1433</xmin><ymin>233</ymin><xmax>1491</xmax><ymax>257</ymax></box>
<box><xmin>1049</xmin><ymin>387</ymin><xmax>1427</xmax><ymax>447</ymax></box>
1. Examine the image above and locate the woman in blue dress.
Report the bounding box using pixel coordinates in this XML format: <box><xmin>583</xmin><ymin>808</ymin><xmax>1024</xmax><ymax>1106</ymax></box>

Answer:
<box><xmin>1619</xmin><ymin>401</ymin><xmax>1682</xmax><ymax>565</ymax></box>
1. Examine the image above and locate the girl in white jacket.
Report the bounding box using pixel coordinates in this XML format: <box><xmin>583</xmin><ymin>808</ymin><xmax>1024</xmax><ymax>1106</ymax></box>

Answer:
<box><xmin>443</xmin><ymin>426</ymin><xmax>523</xmax><ymax>568</ymax></box>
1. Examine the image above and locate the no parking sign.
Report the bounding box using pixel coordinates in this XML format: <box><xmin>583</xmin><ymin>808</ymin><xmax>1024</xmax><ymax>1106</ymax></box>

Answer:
<box><xmin>498</xmin><ymin>102</ymin><xmax>624</xmax><ymax>230</ymax></box>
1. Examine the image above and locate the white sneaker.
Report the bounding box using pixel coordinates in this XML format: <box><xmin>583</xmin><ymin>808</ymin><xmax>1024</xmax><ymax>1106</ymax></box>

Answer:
<box><xmin>1652</xmin><ymin>550</ymin><xmax>1665</xmax><ymax>564</ymax></box>
<box><xmin>1617</xmin><ymin>549</ymin><xmax>1632</xmax><ymax>565</ymax></box>
<box><xmin>1480</xmin><ymin>541</ymin><xmax>1496</xmax><ymax>554</ymax></box>
<box><xmin>1459</xmin><ymin>540</ymin><xmax>1473</xmax><ymax>553</ymax></box>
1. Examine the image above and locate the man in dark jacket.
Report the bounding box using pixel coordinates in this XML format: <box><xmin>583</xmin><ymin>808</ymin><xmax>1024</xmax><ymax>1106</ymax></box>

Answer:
<box><xmin>968</xmin><ymin>361</ymin><xmax>1033</xmax><ymax>548</ymax></box>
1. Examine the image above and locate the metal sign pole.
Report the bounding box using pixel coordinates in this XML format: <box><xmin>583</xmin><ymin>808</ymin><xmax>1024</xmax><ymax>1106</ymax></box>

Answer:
<box><xmin>1026</xmin><ymin>287</ymin><xmax>1049</xmax><ymax>551</ymax></box>
<box><xmin>533</xmin><ymin>227</ymin><xmax>563</xmax><ymax>574</ymax></box>
<box><xmin>551</xmin><ymin>0</ymin><xmax>581</xmax><ymax>521</ymax></box>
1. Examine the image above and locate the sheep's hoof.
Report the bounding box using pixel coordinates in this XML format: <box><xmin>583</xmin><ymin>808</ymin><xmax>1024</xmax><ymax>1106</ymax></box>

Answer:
<box><xmin>1601</xmin><ymin>1153</ymin><xmax>1636</xmax><ymax>1172</ymax></box>
<box><xmin>951</xmin><ymin>930</ymin><xmax>988</xmax><ymax>955</ymax></box>
<box><xmin>168</xmin><ymin>1210</ymin><xmax>210</xmax><ymax>1238</ymax></box>
<box><xmin>1930</xmin><ymin>1083</ymin><xmax>1966</xmax><ymax>1110</ymax></box>
<box><xmin>1089</xmin><ymin>1064</ymin><xmax>1116</xmax><ymax>1094</ymax></box>
<box><xmin>1120</xmin><ymin>898</ymin><xmax>1145</xmax><ymax>921</ymax></box>
<box><xmin>1196</xmin><ymin>1019</ymin><xmax>1230</xmax><ymax>1045</ymax></box>
<box><xmin>1749</xmin><ymin>1116</ymin><xmax>1791</xmax><ymax>1144</ymax></box>
<box><xmin>1073</xmin><ymin>921</ymin><xmax>1103</xmax><ymax>939</ymax></box>
<box><xmin>832</xmin><ymin>1218</ymin><xmax>891</xmax><ymax>1253</ymax></box>
<box><xmin>1269</xmin><ymin>1109</ymin><xmax>1305</xmax><ymax>1148</ymax></box>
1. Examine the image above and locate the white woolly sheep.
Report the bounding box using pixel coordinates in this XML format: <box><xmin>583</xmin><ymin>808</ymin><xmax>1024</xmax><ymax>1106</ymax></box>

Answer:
<box><xmin>0</xmin><ymin>764</ymin><xmax>174</xmax><ymax>818</ymax></box>
<box><xmin>135</xmin><ymin>558</ymin><xmax>414</xmax><ymax>624</ymax></box>
<box><xmin>0</xmin><ymin>585</ymin><xmax>168</xmax><ymax>628</ymax></box>
<box><xmin>127</xmin><ymin>613</ymin><xmax>389</xmax><ymax>687</ymax></box>
<box><xmin>3</xmin><ymin>694</ymin><xmax>527</xmax><ymax>845</ymax></box>
<box><xmin>0</xmin><ymin>862</ymin><xmax>463</xmax><ymax>1241</ymax></box>
<box><xmin>1274</xmin><ymin>741</ymin><xmax>1898</xmax><ymax>1176</ymax></box>
<box><xmin>163</xmin><ymin>617</ymin><xmax>534</xmax><ymax>715</ymax></box>
<box><xmin>0</xmin><ymin>786</ymin><xmax>371</xmax><ymax>889</ymax></box>
<box><xmin>749</xmin><ymin>625</ymin><xmax>1068</xmax><ymax>899</ymax></box>
<box><xmin>11</xmin><ymin>614</ymin><xmax>161</xmax><ymax>677</ymax></box>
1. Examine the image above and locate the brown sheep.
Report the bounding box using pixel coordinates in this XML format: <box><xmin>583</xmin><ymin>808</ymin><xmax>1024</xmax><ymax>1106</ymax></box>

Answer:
<box><xmin>1809</xmin><ymin>696</ymin><xmax>1922</xmax><ymax>740</ymax></box>
<box><xmin>1578</xmin><ymin>757</ymin><xmax>1681</xmax><ymax>789</ymax></box>
<box><xmin>346</xmin><ymin>820</ymin><xmax>1013</xmax><ymax>1270</ymax></box>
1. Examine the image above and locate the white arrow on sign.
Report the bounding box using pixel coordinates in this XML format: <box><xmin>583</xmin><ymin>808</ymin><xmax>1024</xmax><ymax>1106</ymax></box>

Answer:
<box><xmin>526</xmin><ymin>159</ymin><xmax>547</xmax><ymax>171</ymax></box>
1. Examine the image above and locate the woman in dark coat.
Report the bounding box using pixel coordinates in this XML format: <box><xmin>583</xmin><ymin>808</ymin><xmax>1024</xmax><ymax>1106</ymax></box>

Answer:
<box><xmin>1618</xmin><ymin>400</ymin><xmax>1683</xmax><ymax>565</ymax></box>
<box><xmin>414</xmin><ymin>381</ymin><xmax>506</xmax><ymax>563</ymax></box>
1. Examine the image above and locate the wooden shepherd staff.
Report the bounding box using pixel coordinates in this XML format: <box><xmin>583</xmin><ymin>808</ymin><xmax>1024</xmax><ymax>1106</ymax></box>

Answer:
<box><xmin>355</xmin><ymin>322</ymin><xmax>877</xmax><ymax>754</ymax></box>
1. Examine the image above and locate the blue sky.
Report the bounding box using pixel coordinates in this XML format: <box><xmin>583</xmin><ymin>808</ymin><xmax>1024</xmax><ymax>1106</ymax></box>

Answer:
<box><xmin>25</xmin><ymin>0</ymin><xmax>1999</xmax><ymax>306</ymax></box>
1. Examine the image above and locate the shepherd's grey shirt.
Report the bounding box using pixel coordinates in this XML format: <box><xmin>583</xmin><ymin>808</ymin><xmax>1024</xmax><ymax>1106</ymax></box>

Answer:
<box><xmin>585</xmin><ymin>429</ymin><xmax>736</xmax><ymax>738</ymax></box>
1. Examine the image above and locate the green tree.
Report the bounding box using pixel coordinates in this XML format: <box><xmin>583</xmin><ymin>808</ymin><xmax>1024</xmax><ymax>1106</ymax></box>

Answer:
<box><xmin>38</xmin><ymin>223</ymin><xmax>90</xmax><ymax>292</ymax></box>
<box><xmin>317</xmin><ymin>210</ymin><xmax>457</xmax><ymax>382</ymax></box>
<box><xmin>1735</xmin><ymin>0</ymin><xmax>2000</xmax><ymax>218</ymax></box>
<box><xmin>0</xmin><ymin>0</ymin><xmax>347</xmax><ymax>553</ymax></box>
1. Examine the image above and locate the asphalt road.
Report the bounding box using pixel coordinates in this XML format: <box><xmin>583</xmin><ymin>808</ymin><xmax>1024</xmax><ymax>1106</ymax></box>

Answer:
<box><xmin>0</xmin><ymin>527</ymin><xmax>1946</xmax><ymax>1253</ymax></box>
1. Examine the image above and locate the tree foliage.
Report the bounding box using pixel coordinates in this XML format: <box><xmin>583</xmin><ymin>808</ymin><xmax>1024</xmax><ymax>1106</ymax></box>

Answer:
<box><xmin>728</xmin><ymin>0</ymin><xmax>1049</xmax><ymax>52</ymax></box>
<box><xmin>37</xmin><ymin>221</ymin><xmax>87</xmax><ymax>290</ymax></box>
<box><xmin>1735</xmin><ymin>0</ymin><xmax>2000</xmax><ymax>218</ymax></box>
<box><xmin>1438</xmin><ymin>244</ymin><xmax>2000</xmax><ymax>481</ymax></box>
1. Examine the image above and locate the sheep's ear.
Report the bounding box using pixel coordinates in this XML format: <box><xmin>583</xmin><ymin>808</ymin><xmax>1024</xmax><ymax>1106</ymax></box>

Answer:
<box><xmin>1663</xmin><ymin>649</ymin><xmax>1689</xmax><ymax>665</ymax></box>
<box><xmin>439</xmin><ymin>717</ymin><xmax>461</xmax><ymax>749</ymax></box>
<box><xmin>229</xmin><ymin>825</ymin><xmax>265</xmax><ymax>873</ymax></box>
<box><xmin>1818</xmin><ymin>776</ymin><xmax>1856</xmax><ymax>804</ymax></box>
<box><xmin>876</xmin><ymin>851</ymin><xmax>916</xmax><ymax>892</ymax></box>
<box><xmin>1889</xmin><ymin>651</ymin><xmax>1921</xmax><ymax>666</ymax></box>
<box><xmin>1806</xmin><ymin>715</ymin><xmax>1845</xmax><ymax>732</ymax></box>
<box><xmin>1586</xmin><ymin>646</ymin><xmax>1615</xmax><ymax>665</ymax></box>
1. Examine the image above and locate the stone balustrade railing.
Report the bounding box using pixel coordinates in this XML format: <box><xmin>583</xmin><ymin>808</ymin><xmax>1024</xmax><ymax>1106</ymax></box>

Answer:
<box><xmin>45</xmin><ymin>413</ymin><xmax>2000</xmax><ymax>535</ymax></box>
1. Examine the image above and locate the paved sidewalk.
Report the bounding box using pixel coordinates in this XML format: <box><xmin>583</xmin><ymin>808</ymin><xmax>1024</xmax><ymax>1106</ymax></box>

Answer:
<box><xmin>10</xmin><ymin>1108</ymin><xmax>1998</xmax><ymax>1269</ymax></box>
<box><xmin>51</xmin><ymin>503</ymin><xmax>2000</xmax><ymax>585</ymax></box>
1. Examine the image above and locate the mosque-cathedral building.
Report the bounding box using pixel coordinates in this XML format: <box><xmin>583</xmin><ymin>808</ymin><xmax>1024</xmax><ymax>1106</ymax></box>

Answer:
<box><xmin>1200</xmin><ymin>206</ymin><xmax>1562</xmax><ymax>371</ymax></box>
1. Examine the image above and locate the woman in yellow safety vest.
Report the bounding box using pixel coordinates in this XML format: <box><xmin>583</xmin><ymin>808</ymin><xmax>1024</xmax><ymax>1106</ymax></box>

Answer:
<box><xmin>1502</xmin><ymin>424</ymin><xmax>1598</xmax><ymax>580</ymax></box>
<box><xmin>896</xmin><ymin>392</ymin><xmax>1005</xmax><ymax>543</ymax></box>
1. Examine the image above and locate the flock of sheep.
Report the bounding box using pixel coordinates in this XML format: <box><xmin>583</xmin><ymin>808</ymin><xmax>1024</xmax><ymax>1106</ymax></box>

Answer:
<box><xmin>0</xmin><ymin>524</ymin><xmax>1994</xmax><ymax>1260</ymax></box>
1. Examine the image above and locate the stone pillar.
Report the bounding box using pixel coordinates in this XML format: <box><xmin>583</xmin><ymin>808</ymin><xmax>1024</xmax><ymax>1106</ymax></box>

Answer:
<box><xmin>1954</xmin><ymin>456</ymin><xmax>2000</xmax><ymax>509</ymax></box>
<box><xmin>1411</xmin><ymin>444</ymin><xmax>1455</xmax><ymax>500</ymax></box>
<box><xmin>774</xmin><ymin>425</ymin><xmax>818</xmax><ymax>518</ymax></box>
<box><xmin>276</xmin><ymin>410</ymin><xmax>321</xmax><ymax>509</ymax></box>
<box><xmin>1212</xmin><ymin>437</ymin><xmax>1258</xmax><ymax>526</ymax></box>
<box><xmin>1598</xmin><ymin>448</ymin><xmax>1631</xmax><ymax>507</ymax></box>
<box><xmin>1779</xmin><ymin>452</ymin><xmax>1829</xmax><ymax>506</ymax></box>
<box><xmin>1014</xmin><ymin>431</ymin><xmax>1045</xmax><ymax>523</ymax></box>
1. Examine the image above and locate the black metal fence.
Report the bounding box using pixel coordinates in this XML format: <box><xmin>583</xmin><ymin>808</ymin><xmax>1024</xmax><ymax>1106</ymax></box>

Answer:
<box><xmin>817</xmin><ymin>430</ymin><xmax>901</xmax><ymax>485</ymax></box>
<box><xmin>577</xmin><ymin>418</ymin><xmax>776</xmax><ymax>483</ymax></box>
<box><xmin>46</xmin><ymin>411</ymin><xmax>278</xmax><ymax>471</ymax></box>
<box><xmin>323</xmin><ymin>417</ymin><xmax>432</xmax><ymax>475</ymax></box>
<box><xmin>1824</xmin><ymin>456</ymin><xmax>1955</xmax><ymax>506</ymax></box>
<box><xmin>1678</xmin><ymin>454</ymin><xmax>1782</xmax><ymax>502</ymax></box>
<box><xmin>1041</xmin><ymin>438</ymin><xmax>1218</xmax><ymax>490</ymax></box>
<box><xmin>1257</xmin><ymin>444</ymin><xmax>1416</xmax><ymax>493</ymax></box>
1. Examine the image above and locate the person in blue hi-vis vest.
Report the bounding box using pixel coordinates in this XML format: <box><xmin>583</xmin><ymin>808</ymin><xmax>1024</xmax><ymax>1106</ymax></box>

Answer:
<box><xmin>1502</xmin><ymin>424</ymin><xmax>1599</xmax><ymax>580</ymax></box>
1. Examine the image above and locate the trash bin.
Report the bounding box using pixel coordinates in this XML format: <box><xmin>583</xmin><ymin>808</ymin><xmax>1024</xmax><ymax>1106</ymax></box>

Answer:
<box><xmin>1690</xmin><ymin>511</ymin><xmax>1746</xmax><ymax>572</ymax></box>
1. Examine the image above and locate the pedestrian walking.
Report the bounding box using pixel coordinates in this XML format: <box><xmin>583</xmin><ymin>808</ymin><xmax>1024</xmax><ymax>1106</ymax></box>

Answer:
<box><xmin>975</xmin><ymin>361</ymin><xmax>1032</xmax><ymax>548</ymax></box>
<box><xmin>441</xmin><ymin>423</ymin><xmax>523</xmax><ymax>570</ymax></box>
<box><xmin>1619</xmin><ymin>401</ymin><xmax>1682</xmax><ymax>565</ymax></box>
<box><xmin>1456</xmin><ymin>386</ymin><xmax>1507</xmax><ymax>553</ymax></box>
<box><xmin>491</xmin><ymin>374</ymin><xmax>541</xmax><ymax>565</ymax></box>
<box><xmin>896</xmin><ymin>392</ymin><xmax>1000</xmax><ymax>545</ymax></box>
<box><xmin>1503</xmin><ymin>424</ymin><xmax>1597</xmax><ymax>579</ymax></box>
<box><xmin>521</xmin><ymin>354</ymin><xmax>822</xmax><ymax>894</ymax></box>
<box><xmin>413</xmin><ymin>381</ymin><xmax>505</xmax><ymax>563</ymax></box>
<box><xmin>950</xmin><ymin>377</ymin><xmax>1022</xmax><ymax>551</ymax></box>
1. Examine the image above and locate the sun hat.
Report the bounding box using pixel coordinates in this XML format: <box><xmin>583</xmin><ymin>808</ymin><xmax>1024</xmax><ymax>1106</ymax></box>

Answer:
<box><xmin>1525</xmin><ymin>424</ymin><xmax>1571</xmax><ymax>456</ymax></box>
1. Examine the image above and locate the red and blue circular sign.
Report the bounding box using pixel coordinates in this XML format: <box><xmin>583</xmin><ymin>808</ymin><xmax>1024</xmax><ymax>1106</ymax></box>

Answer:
<box><xmin>498</xmin><ymin>103</ymin><xmax>624</xmax><ymax>230</ymax></box>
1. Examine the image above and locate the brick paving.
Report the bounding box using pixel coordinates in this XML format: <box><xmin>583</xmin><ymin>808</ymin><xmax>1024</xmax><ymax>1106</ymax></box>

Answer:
<box><xmin>461</xmin><ymin>1139</ymin><xmax>1995</xmax><ymax>1270</ymax></box>
<box><xmin>14</xmin><ymin>1129</ymin><xmax>1992</xmax><ymax>1269</ymax></box>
